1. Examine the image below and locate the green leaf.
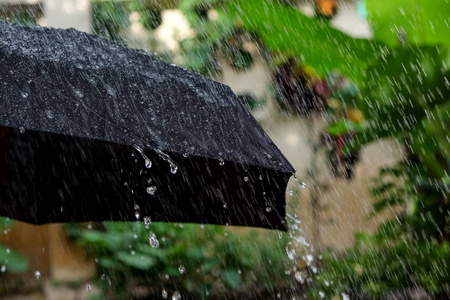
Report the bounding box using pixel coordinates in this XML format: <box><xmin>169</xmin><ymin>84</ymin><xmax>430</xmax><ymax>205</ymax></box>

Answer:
<box><xmin>0</xmin><ymin>217</ymin><xmax>15</xmax><ymax>231</ymax></box>
<box><xmin>115</xmin><ymin>252</ymin><xmax>156</xmax><ymax>270</ymax></box>
<box><xmin>366</xmin><ymin>0</ymin><xmax>450</xmax><ymax>47</ymax></box>
<box><xmin>224</xmin><ymin>0</ymin><xmax>380</xmax><ymax>84</ymax></box>
<box><xmin>0</xmin><ymin>245</ymin><xmax>29</xmax><ymax>273</ymax></box>
<box><xmin>221</xmin><ymin>269</ymin><xmax>241</xmax><ymax>289</ymax></box>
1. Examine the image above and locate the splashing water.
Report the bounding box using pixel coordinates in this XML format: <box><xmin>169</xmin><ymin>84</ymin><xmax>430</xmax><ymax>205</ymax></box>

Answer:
<box><xmin>144</xmin><ymin>216</ymin><xmax>151</xmax><ymax>228</ymax></box>
<box><xmin>162</xmin><ymin>289</ymin><xmax>168</xmax><ymax>299</ymax></box>
<box><xmin>149</xmin><ymin>232</ymin><xmax>159</xmax><ymax>248</ymax></box>
<box><xmin>172</xmin><ymin>291</ymin><xmax>181</xmax><ymax>300</ymax></box>
<box><xmin>134</xmin><ymin>204</ymin><xmax>140</xmax><ymax>220</ymax></box>
<box><xmin>155</xmin><ymin>149</ymin><xmax>178</xmax><ymax>174</ymax></box>
<box><xmin>178</xmin><ymin>265</ymin><xmax>185</xmax><ymax>274</ymax></box>
<box><xmin>146</xmin><ymin>186</ymin><xmax>157</xmax><ymax>196</ymax></box>
<box><xmin>133</xmin><ymin>145</ymin><xmax>152</xmax><ymax>168</ymax></box>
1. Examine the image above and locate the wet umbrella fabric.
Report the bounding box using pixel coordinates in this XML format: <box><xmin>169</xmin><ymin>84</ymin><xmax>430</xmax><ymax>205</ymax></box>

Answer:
<box><xmin>0</xmin><ymin>21</ymin><xmax>294</xmax><ymax>230</ymax></box>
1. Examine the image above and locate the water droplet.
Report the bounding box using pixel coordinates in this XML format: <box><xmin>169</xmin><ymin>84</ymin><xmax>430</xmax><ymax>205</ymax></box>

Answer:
<box><xmin>131</xmin><ymin>250</ymin><xmax>136</xmax><ymax>255</ymax></box>
<box><xmin>286</xmin><ymin>247</ymin><xmax>296</xmax><ymax>260</ymax></box>
<box><xmin>318</xmin><ymin>291</ymin><xmax>325</xmax><ymax>298</ymax></box>
<box><xmin>133</xmin><ymin>145</ymin><xmax>152</xmax><ymax>168</ymax></box>
<box><xmin>178</xmin><ymin>265</ymin><xmax>185</xmax><ymax>274</ymax></box>
<box><xmin>172</xmin><ymin>291</ymin><xmax>181</xmax><ymax>300</ymax></box>
<box><xmin>86</xmin><ymin>283</ymin><xmax>92</xmax><ymax>292</ymax></box>
<box><xmin>146</xmin><ymin>186</ymin><xmax>157</xmax><ymax>196</ymax></box>
<box><xmin>35</xmin><ymin>270</ymin><xmax>40</xmax><ymax>279</ymax></box>
<box><xmin>155</xmin><ymin>149</ymin><xmax>178</xmax><ymax>174</ymax></box>
<box><xmin>300</xmin><ymin>182</ymin><xmax>307</xmax><ymax>189</ymax></box>
<box><xmin>19</xmin><ymin>127</ymin><xmax>25</xmax><ymax>133</ymax></box>
<box><xmin>145</xmin><ymin>158</ymin><xmax>152</xmax><ymax>168</ymax></box>
<box><xmin>244</xmin><ymin>176</ymin><xmax>249</xmax><ymax>182</ymax></box>
<box><xmin>6</xmin><ymin>248</ymin><xmax>10</xmax><ymax>254</ymax></box>
<box><xmin>218</xmin><ymin>158</ymin><xmax>225</xmax><ymax>166</ymax></box>
<box><xmin>295</xmin><ymin>270</ymin><xmax>307</xmax><ymax>283</ymax></box>
<box><xmin>259</xmin><ymin>175</ymin><xmax>263</xmax><ymax>180</ymax></box>
<box><xmin>237</xmin><ymin>269</ymin><xmax>242</xmax><ymax>274</ymax></box>
<box><xmin>162</xmin><ymin>289</ymin><xmax>168</xmax><ymax>299</ymax></box>
<box><xmin>149</xmin><ymin>232</ymin><xmax>159</xmax><ymax>248</ymax></box>
<box><xmin>46</xmin><ymin>110</ymin><xmax>54</xmax><ymax>119</ymax></box>
<box><xmin>1</xmin><ymin>265</ymin><xmax>6</xmax><ymax>273</ymax></box>
<box><xmin>144</xmin><ymin>216</ymin><xmax>152</xmax><ymax>227</ymax></box>
<box><xmin>182</xmin><ymin>153</ymin><xmax>188</xmax><ymax>158</ymax></box>
<box><xmin>21</xmin><ymin>91</ymin><xmax>28</xmax><ymax>98</ymax></box>
<box><xmin>101</xmin><ymin>274</ymin><xmax>106</xmax><ymax>281</ymax></box>
<box><xmin>134</xmin><ymin>204</ymin><xmax>140</xmax><ymax>220</ymax></box>
<box><xmin>266</xmin><ymin>206</ymin><xmax>272</xmax><ymax>212</ymax></box>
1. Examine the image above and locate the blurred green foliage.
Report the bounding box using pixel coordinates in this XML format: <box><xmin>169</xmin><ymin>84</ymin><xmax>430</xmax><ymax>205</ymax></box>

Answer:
<box><xmin>91</xmin><ymin>0</ymin><xmax>164</xmax><ymax>43</ymax></box>
<box><xmin>0</xmin><ymin>218</ymin><xmax>29</xmax><ymax>276</ymax></box>
<box><xmin>67</xmin><ymin>222</ymin><xmax>290</xmax><ymax>299</ymax></box>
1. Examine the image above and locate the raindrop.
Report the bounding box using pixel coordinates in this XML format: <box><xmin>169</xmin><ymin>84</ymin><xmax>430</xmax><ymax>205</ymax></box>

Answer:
<box><xmin>244</xmin><ymin>176</ymin><xmax>249</xmax><ymax>182</ymax></box>
<box><xmin>101</xmin><ymin>274</ymin><xmax>106</xmax><ymax>281</ymax></box>
<box><xmin>155</xmin><ymin>149</ymin><xmax>178</xmax><ymax>174</ymax></box>
<box><xmin>19</xmin><ymin>127</ymin><xmax>25</xmax><ymax>133</ymax></box>
<box><xmin>294</xmin><ymin>270</ymin><xmax>307</xmax><ymax>283</ymax></box>
<box><xmin>35</xmin><ymin>270</ymin><xmax>40</xmax><ymax>279</ymax></box>
<box><xmin>144</xmin><ymin>216</ymin><xmax>151</xmax><ymax>227</ymax></box>
<box><xmin>218</xmin><ymin>158</ymin><xmax>225</xmax><ymax>166</ymax></box>
<box><xmin>6</xmin><ymin>248</ymin><xmax>10</xmax><ymax>254</ymax></box>
<box><xmin>131</xmin><ymin>250</ymin><xmax>136</xmax><ymax>255</ymax></box>
<box><xmin>318</xmin><ymin>291</ymin><xmax>325</xmax><ymax>298</ymax></box>
<box><xmin>46</xmin><ymin>110</ymin><xmax>54</xmax><ymax>119</ymax></box>
<box><xmin>172</xmin><ymin>291</ymin><xmax>181</xmax><ymax>300</ymax></box>
<box><xmin>86</xmin><ymin>283</ymin><xmax>92</xmax><ymax>292</ymax></box>
<box><xmin>149</xmin><ymin>232</ymin><xmax>159</xmax><ymax>248</ymax></box>
<box><xmin>134</xmin><ymin>204</ymin><xmax>140</xmax><ymax>220</ymax></box>
<box><xmin>259</xmin><ymin>175</ymin><xmax>263</xmax><ymax>180</ymax></box>
<box><xmin>266</xmin><ymin>206</ymin><xmax>272</xmax><ymax>212</ymax></box>
<box><xmin>286</xmin><ymin>247</ymin><xmax>296</xmax><ymax>260</ymax></box>
<box><xmin>237</xmin><ymin>269</ymin><xmax>242</xmax><ymax>274</ymax></box>
<box><xmin>178</xmin><ymin>265</ymin><xmax>185</xmax><ymax>274</ymax></box>
<box><xmin>300</xmin><ymin>182</ymin><xmax>307</xmax><ymax>189</ymax></box>
<box><xmin>21</xmin><ymin>91</ymin><xmax>28</xmax><ymax>98</ymax></box>
<box><xmin>146</xmin><ymin>186</ymin><xmax>157</xmax><ymax>196</ymax></box>
<box><xmin>145</xmin><ymin>159</ymin><xmax>152</xmax><ymax>168</ymax></box>
<box><xmin>162</xmin><ymin>289</ymin><xmax>168</xmax><ymax>299</ymax></box>
<box><xmin>1</xmin><ymin>265</ymin><xmax>5</xmax><ymax>273</ymax></box>
<box><xmin>133</xmin><ymin>145</ymin><xmax>152</xmax><ymax>169</ymax></box>
<box><xmin>182</xmin><ymin>153</ymin><xmax>188</xmax><ymax>158</ymax></box>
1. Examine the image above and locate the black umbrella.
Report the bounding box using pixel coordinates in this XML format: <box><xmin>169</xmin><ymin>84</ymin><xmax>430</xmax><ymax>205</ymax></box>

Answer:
<box><xmin>0</xmin><ymin>21</ymin><xmax>295</xmax><ymax>230</ymax></box>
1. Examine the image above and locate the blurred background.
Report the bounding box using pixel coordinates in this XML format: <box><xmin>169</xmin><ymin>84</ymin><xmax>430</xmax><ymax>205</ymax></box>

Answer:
<box><xmin>0</xmin><ymin>0</ymin><xmax>448</xmax><ymax>299</ymax></box>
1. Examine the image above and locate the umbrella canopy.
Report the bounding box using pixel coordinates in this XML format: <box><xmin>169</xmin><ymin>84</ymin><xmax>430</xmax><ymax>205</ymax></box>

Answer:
<box><xmin>0</xmin><ymin>21</ymin><xmax>295</xmax><ymax>230</ymax></box>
